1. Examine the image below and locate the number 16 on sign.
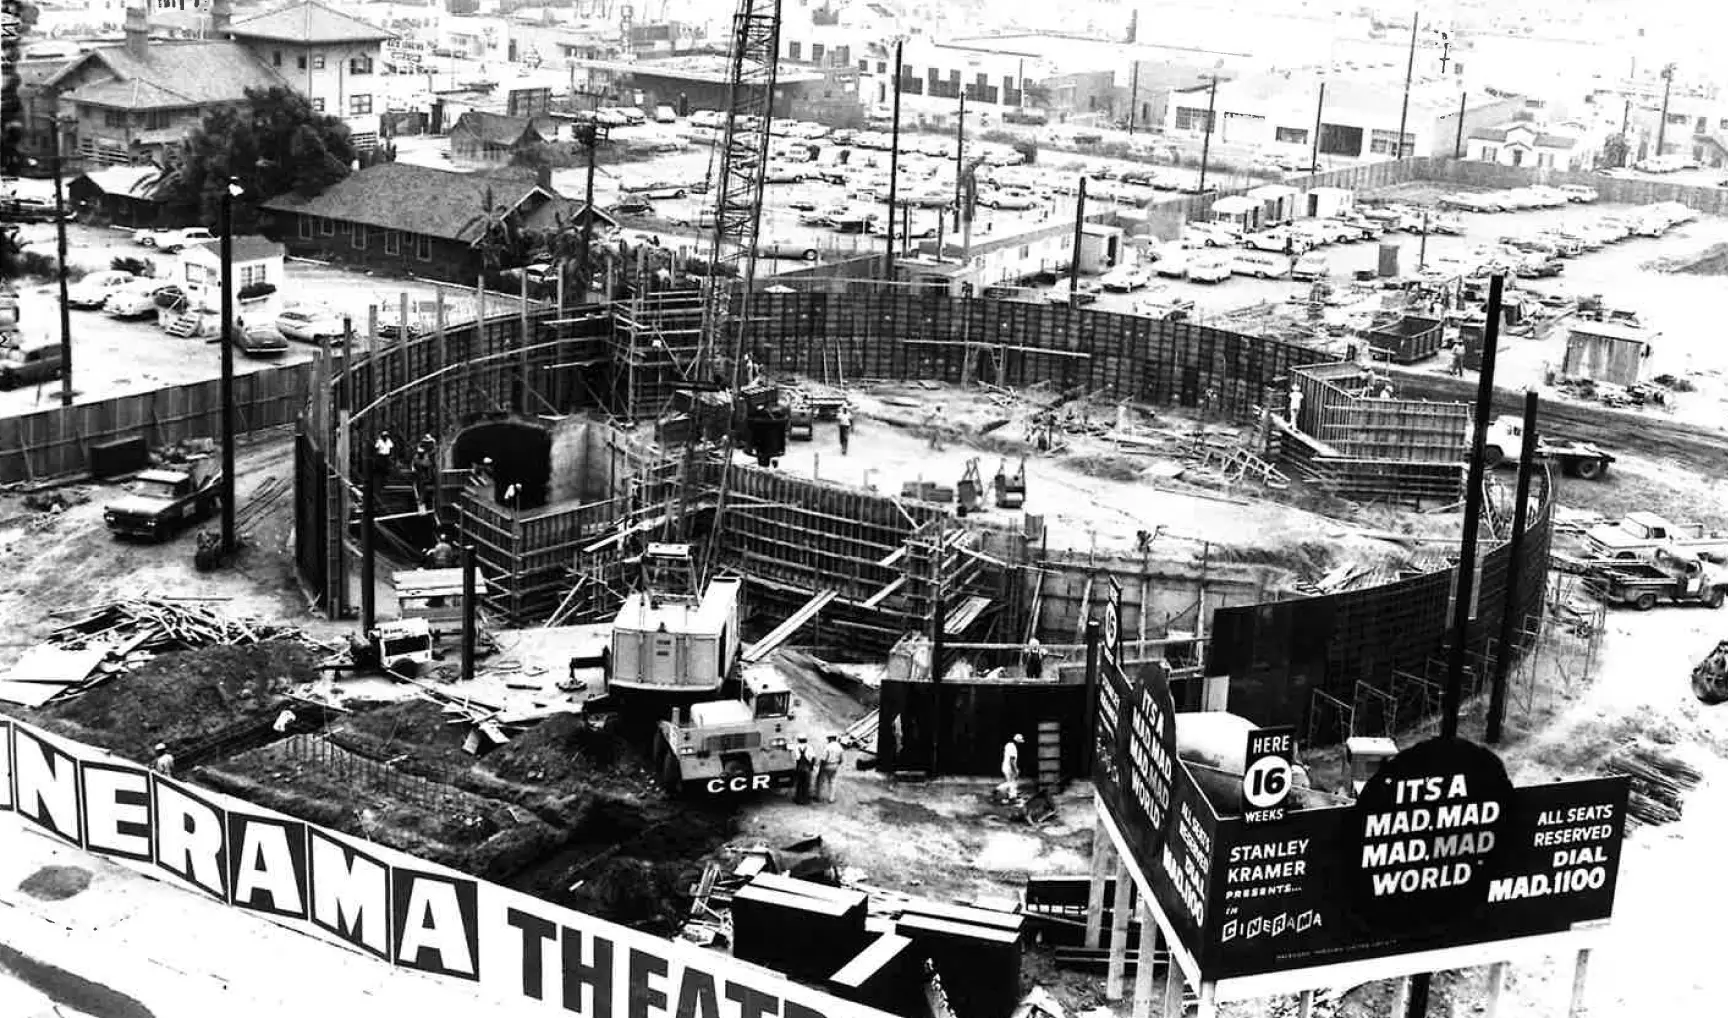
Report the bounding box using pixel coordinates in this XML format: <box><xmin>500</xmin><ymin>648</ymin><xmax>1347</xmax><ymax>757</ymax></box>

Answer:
<box><xmin>1243</xmin><ymin>726</ymin><xmax>1297</xmax><ymax>825</ymax></box>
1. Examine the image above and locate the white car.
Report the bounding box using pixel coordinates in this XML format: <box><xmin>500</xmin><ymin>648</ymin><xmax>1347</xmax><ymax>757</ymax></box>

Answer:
<box><xmin>67</xmin><ymin>270</ymin><xmax>136</xmax><ymax>309</ymax></box>
<box><xmin>1291</xmin><ymin>251</ymin><xmax>1330</xmax><ymax>281</ymax></box>
<box><xmin>276</xmin><ymin>306</ymin><xmax>345</xmax><ymax>343</ymax></box>
<box><xmin>1187</xmin><ymin>252</ymin><xmax>1234</xmax><ymax>283</ymax></box>
<box><xmin>103</xmin><ymin>284</ymin><xmax>161</xmax><ymax>318</ymax></box>
<box><xmin>1099</xmin><ymin>266</ymin><xmax>1152</xmax><ymax>292</ymax></box>
<box><xmin>133</xmin><ymin>226</ymin><xmax>216</xmax><ymax>253</ymax></box>
<box><xmin>1153</xmin><ymin>247</ymin><xmax>1191</xmax><ymax>278</ymax></box>
<box><xmin>1245</xmin><ymin>228</ymin><xmax>1311</xmax><ymax>254</ymax></box>
<box><xmin>1558</xmin><ymin>184</ymin><xmax>1599</xmax><ymax>203</ymax></box>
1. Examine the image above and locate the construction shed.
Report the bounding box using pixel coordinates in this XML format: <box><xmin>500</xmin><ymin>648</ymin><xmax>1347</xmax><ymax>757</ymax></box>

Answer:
<box><xmin>1304</xmin><ymin>186</ymin><xmax>1354</xmax><ymax>220</ymax></box>
<box><xmin>1245</xmin><ymin>183</ymin><xmax>1301</xmax><ymax>226</ymax></box>
<box><xmin>1210</xmin><ymin>194</ymin><xmax>1262</xmax><ymax>232</ymax></box>
<box><xmin>1562</xmin><ymin>322</ymin><xmax>1653</xmax><ymax>388</ymax></box>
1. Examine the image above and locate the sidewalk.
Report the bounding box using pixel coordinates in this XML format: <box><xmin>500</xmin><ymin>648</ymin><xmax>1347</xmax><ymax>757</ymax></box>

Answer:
<box><xmin>0</xmin><ymin>816</ymin><xmax>516</xmax><ymax>1017</ymax></box>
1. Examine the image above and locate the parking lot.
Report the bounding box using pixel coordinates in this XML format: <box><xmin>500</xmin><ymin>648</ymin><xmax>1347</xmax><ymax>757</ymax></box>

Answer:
<box><xmin>4</xmin><ymin>222</ymin><xmax>505</xmax><ymax>412</ymax></box>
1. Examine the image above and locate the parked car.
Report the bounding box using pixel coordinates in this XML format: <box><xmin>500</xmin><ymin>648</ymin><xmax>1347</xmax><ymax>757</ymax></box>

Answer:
<box><xmin>763</xmin><ymin>163</ymin><xmax>808</xmax><ymax>184</ymax></box>
<box><xmin>103</xmin><ymin>284</ymin><xmax>161</xmax><ymax>318</ymax></box>
<box><xmin>1291</xmin><ymin>251</ymin><xmax>1331</xmax><ymax>281</ymax></box>
<box><xmin>66</xmin><ymin>270</ymin><xmax>137</xmax><ymax>309</ymax></box>
<box><xmin>1233</xmin><ymin>250</ymin><xmax>1292</xmax><ymax>278</ymax></box>
<box><xmin>609</xmin><ymin>197</ymin><xmax>654</xmax><ymax>216</ymax></box>
<box><xmin>1153</xmin><ymin>247</ymin><xmax>1191</xmax><ymax>278</ymax></box>
<box><xmin>133</xmin><ymin>226</ymin><xmax>216</xmax><ymax>252</ymax></box>
<box><xmin>1558</xmin><ymin>184</ymin><xmax>1599</xmax><ymax>203</ymax></box>
<box><xmin>1043</xmin><ymin>281</ymin><xmax>1101</xmax><ymax>306</ymax></box>
<box><xmin>0</xmin><ymin>196</ymin><xmax>72</xmax><ymax>224</ymax></box>
<box><xmin>979</xmin><ymin>190</ymin><xmax>1041</xmax><ymax>210</ymax></box>
<box><xmin>234</xmin><ymin>318</ymin><xmax>290</xmax><ymax>357</ymax></box>
<box><xmin>621</xmin><ymin>181</ymin><xmax>688</xmax><ymax>199</ymax></box>
<box><xmin>1187</xmin><ymin>252</ymin><xmax>1234</xmax><ymax>283</ymax></box>
<box><xmin>276</xmin><ymin>306</ymin><xmax>345</xmax><ymax>343</ymax></box>
<box><xmin>1099</xmin><ymin>265</ymin><xmax>1152</xmax><ymax>292</ymax></box>
<box><xmin>1244</xmin><ymin>228</ymin><xmax>1311</xmax><ymax>254</ymax></box>
<box><xmin>757</xmin><ymin>243</ymin><xmax>820</xmax><ymax>262</ymax></box>
<box><xmin>0</xmin><ymin>337</ymin><xmax>64</xmax><ymax>389</ymax></box>
<box><xmin>653</xmin><ymin>105</ymin><xmax>677</xmax><ymax>124</ymax></box>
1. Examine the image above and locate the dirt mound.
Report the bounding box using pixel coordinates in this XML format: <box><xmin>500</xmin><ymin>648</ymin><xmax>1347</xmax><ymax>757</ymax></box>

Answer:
<box><xmin>41</xmin><ymin>640</ymin><xmax>317</xmax><ymax>757</ymax></box>
<box><xmin>1645</xmin><ymin>242</ymin><xmax>1728</xmax><ymax>275</ymax></box>
<box><xmin>481</xmin><ymin>712</ymin><xmax>642</xmax><ymax>785</ymax></box>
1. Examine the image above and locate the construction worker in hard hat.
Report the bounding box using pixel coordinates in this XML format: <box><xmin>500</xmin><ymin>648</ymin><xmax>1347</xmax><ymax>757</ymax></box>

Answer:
<box><xmin>151</xmin><ymin>742</ymin><xmax>175</xmax><ymax>777</ymax></box>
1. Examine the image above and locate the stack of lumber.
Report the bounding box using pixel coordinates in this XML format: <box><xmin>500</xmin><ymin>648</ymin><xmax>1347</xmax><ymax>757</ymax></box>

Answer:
<box><xmin>0</xmin><ymin>598</ymin><xmax>318</xmax><ymax>707</ymax></box>
<box><xmin>1601</xmin><ymin>741</ymin><xmax>1703</xmax><ymax>828</ymax></box>
<box><xmin>840</xmin><ymin>709</ymin><xmax>880</xmax><ymax>751</ymax></box>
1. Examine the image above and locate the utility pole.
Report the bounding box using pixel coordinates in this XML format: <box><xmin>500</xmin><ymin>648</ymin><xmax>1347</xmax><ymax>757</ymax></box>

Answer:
<box><xmin>1396</xmin><ymin>11</ymin><xmax>1419</xmax><ymax>159</ymax></box>
<box><xmin>953</xmin><ymin>91</ymin><xmax>967</xmax><ymax>231</ymax></box>
<box><xmin>573</xmin><ymin>123</ymin><xmax>598</xmax><ymax>308</ymax></box>
<box><xmin>1454</xmin><ymin>92</ymin><xmax>1467</xmax><ymax>158</ymax></box>
<box><xmin>1068</xmin><ymin>176</ymin><xmax>1088</xmax><ymax>306</ymax></box>
<box><xmin>49</xmin><ymin>124</ymin><xmax>73</xmax><ymax>407</ymax></box>
<box><xmin>1418</xmin><ymin>208</ymin><xmax>1429</xmax><ymax>272</ymax></box>
<box><xmin>1487</xmin><ymin>389</ymin><xmax>1540</xmax><ymax>745</ymax></box>
<box><xmin>361</xmin><ymin>459</ymin><xmax>377</xmax><ymax>634</ymax></box>
<box><xmin>1310</xmin><ymin>81</ymin><xmax>1326</xmax><ymax>172</ymax></box>
<box><xmin>461</xmin><ymin>544</ymin><xmax>478</xmax><ymax>682</ymax></box>
<box><xmin>1127</xmin><ymin>61</ymin><xmax>1140</xmax><ymax>134</ymax></box>
<box><xmin>885</xmin><ymin>38</ymin><xmax>905</xmax><ymax>280</ymax></box>
<box><xmin>219</xmin><ymin>181</ymin><xmax>239</xmax><ymax>555</ymax></box>
<box><xmin>1197</xmin><ymin>75</ymin><xmax>1219</xmax><ymax>193</ymax></box>
<box><xmin>1656</xmin><ymin>63</ymin><xmax>1676</xmax><ymax>158</ymax></box>
<box><xmin>1408</xmin><ymin>272</ymin><xmax>1505</xmax><ymax>1018</ymax></box>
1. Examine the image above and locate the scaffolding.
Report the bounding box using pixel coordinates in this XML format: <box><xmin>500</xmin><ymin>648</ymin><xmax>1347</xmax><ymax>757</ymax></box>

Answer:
<box><xmin>611</xmin><ymin>290</ymin><xmax>707</xmax><ymax>418</ymax></box>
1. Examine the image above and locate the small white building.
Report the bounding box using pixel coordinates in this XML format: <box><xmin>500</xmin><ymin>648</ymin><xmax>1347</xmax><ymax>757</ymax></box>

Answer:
<box><xmin>1210</xmin><ymin>195</ymin><xmax>1262</xmax><ymax>232</ymax></box>
<box><xmin>179</xmin><ymin>237</ymin><xmax>287</xmax><ymax>312</ymax></box>
<box><xmin>1465</xmin><ymin>122</ymin><xmax>1589</xmax><ymax>171</ymax></box>
<box><xmin>1244</xmin><ymin>184</ymin><xmax>1300</xmax><ymax>226</ymax></box>
<box><xmin>1303</xmin><ymin>186</ymin><xmax>1354</xmax><ymax>220</ymax></box>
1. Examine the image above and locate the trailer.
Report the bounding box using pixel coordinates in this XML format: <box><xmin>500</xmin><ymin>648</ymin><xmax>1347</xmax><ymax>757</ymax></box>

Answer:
<box><xmin>1363</xmin><ymin>315</ymin><xmax>1444</xmax><ymax>364</ymax></box>
<box><xmin>1584</xmin><ymin>548</ymin><xmax>1728</xmax><ymax>611</ymax></box>
<box><xmin>1481</xmin><ymin>416</ymin><xmax>1613</xmax><ymax>480</ymax></box>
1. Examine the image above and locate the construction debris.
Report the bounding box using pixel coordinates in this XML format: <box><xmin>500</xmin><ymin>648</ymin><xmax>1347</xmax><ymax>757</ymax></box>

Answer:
<box><xmin>1601</xmin><ymin>741</ymin><xmax>1703</xmax><ymax>827</ymax></box>
<box><xmin>0</xmin><ymin>598</ymin><xmax>322</xmax><ymax>706</ymax></box>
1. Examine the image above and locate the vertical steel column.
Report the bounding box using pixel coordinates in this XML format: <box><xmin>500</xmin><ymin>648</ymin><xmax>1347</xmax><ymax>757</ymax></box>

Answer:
<box><xmin>1487</xmin><ymin>389</ymin><xmax>1540</xmax><ymax>744</ymax></box>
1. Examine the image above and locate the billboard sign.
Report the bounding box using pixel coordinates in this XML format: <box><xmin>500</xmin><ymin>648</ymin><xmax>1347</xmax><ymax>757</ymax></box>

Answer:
<box><xmin>1204</xmin><ymin>737</ymin><xmax>1629</xmax><ymax>981</ymax></box>
<box><xmin>0</xmin><ymin>718</ymin><xmax>896</xmax><ymax>1018</ymax></box>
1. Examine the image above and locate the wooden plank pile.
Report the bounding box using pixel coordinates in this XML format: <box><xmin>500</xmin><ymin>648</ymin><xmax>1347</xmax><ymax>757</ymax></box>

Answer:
<box><xmin>839</xmin><ymin>709</ymin><xmax>880</xmax><ymax>751</ymax></box>
<box><xmin>5</xmin><ymin>597</ymin><xmax>322</xmax><ymax>706</ymax></box>
<box><xmin>1601</xmin><ymin>741</ymin><xmax>1702</xmax><ymax>828</ymax></box>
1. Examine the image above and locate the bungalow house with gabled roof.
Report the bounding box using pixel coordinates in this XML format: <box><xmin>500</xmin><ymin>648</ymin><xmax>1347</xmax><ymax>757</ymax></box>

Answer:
<box><xmin>43</xmin><ymin>2</ymin><xmax>286</xmax><ymax>167</ymax></box>
<box><xmin>260</xmin><ymin>162</ymin><xmax>616</xmax><ymax>284</ymax></box>
<box><xmin>448</xmin><ymin>111</ymin><xmax>557</xmax><ymax>163</ymax></box>
<box><xmin>67</xmin><ymin>165</ymin><xmax>176</xmax><ymax>226</ymax></box>
<box><xmin>1465</xmin><ymin>122</ymin><xmax>1593</xmax><ymax>171</ymax></box>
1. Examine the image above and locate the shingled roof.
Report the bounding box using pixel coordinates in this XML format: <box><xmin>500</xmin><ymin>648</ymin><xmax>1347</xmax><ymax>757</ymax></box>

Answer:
<box><xmin>451</xmin><ymin>111</ymin><xmax>548</xmax><ymax>148</ymax></box>
<box><xmin>228</xmin><ymin>1</ymin><xmax>397</xmax><ymax>45</ymax></box>
<box><xmin>261</xmin><ymin>163</ymin><xmax>561</xmax><ymax>244</ymax></box>
<box><xmin>49</xmin><ymin>41</ymin><xmax>284</xmax><ymax>110</ymax></box>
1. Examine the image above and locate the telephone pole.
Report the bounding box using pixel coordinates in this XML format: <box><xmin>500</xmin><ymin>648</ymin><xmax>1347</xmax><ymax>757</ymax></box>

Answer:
<box><xmin>885</xmin><ymin>38</ymin><xmax>905</xmax><ymax>279</ymax></box>
<box><xmin>1395</xmin><ymin>12</ymin><xmax>1419</xmax><ymax>159</ymax></box>
<box><xmin>1197</xmin><ymin>75</ymin><xmax>1219</xmax><ymax>193</ymax></box>
<box><xmin>953</xmin><ymin>91</ymin><xmax>967</xmax><ymax>231</ymax></box>
<box><xmin>1656</xmin><ymin>63</ymin><xmax>1676</xmax><ymax>159</ymax></box>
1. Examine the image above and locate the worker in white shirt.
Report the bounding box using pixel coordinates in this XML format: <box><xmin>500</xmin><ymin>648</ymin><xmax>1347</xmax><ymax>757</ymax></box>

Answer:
<box><xmin>1025</xmin><ymin>637</ymin><xmax>1045</xmax><ymax>679</ymax></box>
<box><xmin>1287</xmin><ymin>383</ymin><xmax>1304</xmax><ymax>427</ymax></box>
<box><xmin>151</xmin><ymin>742</ymin><xmax>175</xmax><ymax>777</ymax></box>
<box><xmin>997</xmin><ymin>733</ymin><xmax>1024</xmax><ymax>801</ymax></box>
<box><xmin>837</xmin><ymin>405</ymin><xmax>853</xmax><ymax>455</ymax></box>
<box><xmin>817</xmin><ymin>734</ymin><xmax>845</xmax><ymax>803</ymax></box>
<box><xmin>272</xmin><ymin>708</ymin><xmax>297</xmax><ymax>734</ymax></box>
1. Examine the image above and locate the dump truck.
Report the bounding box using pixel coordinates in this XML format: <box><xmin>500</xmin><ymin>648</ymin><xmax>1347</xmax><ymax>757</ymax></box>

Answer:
<box><xmin>652</xmin><ymin>667</ymin><xmax>801</xmax><ymax>795</ymax></box>
<box><xmin>1585</xmin><ymin>511</ymin><xmax>1728</xmax><ymax>561</ymax></box>
<box><xmin>1482</xmin><ymin>416</ymin><xmax>1614</xmax><ymax>481</ymax></box>
<box><xmin>1584</xmin><ymin>547</ymin><xmax>1728</xmax><ymax>611</ymax></box>
<box><xmin>103</xmin><ymin>458</ymin><xmax>222</xmax><ymax>541</ymax></box>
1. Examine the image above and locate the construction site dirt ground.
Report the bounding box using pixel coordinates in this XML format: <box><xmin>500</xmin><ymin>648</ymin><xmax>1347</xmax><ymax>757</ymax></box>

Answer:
<box><xmin>0</xmin><ymin>405</ymin><xmax>1724</xmax><ymax>1015</ymax></box>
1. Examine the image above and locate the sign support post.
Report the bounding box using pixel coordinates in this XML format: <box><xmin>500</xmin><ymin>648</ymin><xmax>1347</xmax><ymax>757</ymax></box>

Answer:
<box><xmin>1107</xmin><ymin>857</ymin><xmax>1135</xmax><ymax>999</ymax></box>
<box><xmin>1484</xmin><ymin>962</ymin><xmax>1507</xmax><ymax>1018</ymax></box>
<box><xmin>1296</xmin><ymin>990</ymin><xmax>1314</xmax><ymax>1018</ymax></box>
<box><xmin>1131</xmin><ymin>900</ymin><xmax>1159</xmax><ymax>1018</ymax></box>
<box><xmin>1085</xmin><ymin>818</ymin><xmax>1112</xmax><ymax>949</ymax></box>
<box><xmin>1569</xmin><ymin>950</ymin><xmax>1591</xmax><ymax>1018</ymax></box>
<box><xmin>1162</xmin><ymin>963</ymin><xmax>1184</xmax><ymax>1018</ymax></box>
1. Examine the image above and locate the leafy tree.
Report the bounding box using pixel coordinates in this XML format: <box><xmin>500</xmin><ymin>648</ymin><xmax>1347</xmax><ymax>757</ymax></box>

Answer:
<box><xmin>1020</xmin><ymin>83</ymin><xmax>1054</xmax><ymax>110</ymax></box>
<box><xmin>0</xmin><ymin>226</ymin><xmax>24</xmax><ymax>281</ymax></box>
<box><xmin>160</xmin><ymin>86</ymin><xmax>355</xmax><ymax>232</ymax></box>
<box><xmin>1600</xmin><ymin>134</ymin><xmax>1630</xmax><ymax>169</ymax></box>
<box><xmin>473</xmin><ymin>187</ymin><xmax>532</xmax><ymax>281</ymax></box>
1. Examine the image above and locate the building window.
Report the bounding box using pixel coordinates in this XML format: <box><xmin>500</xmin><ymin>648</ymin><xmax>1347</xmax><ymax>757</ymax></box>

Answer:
<box><xmin>1481</xmin><ymin>146</ymin><xmax>1499</xmax><ymax>162</ymax></box>
<box><xmin>859</xmin><ymin>59</ymin><xmax>869</xmax><ymax>71</ymax></box>
<box><xmin>349</xmin><ymin>94</ymin><xmax>373</xmax><ymax>116</ymax></box>
<box><xmin>297</xmin><ymin>55</ymin><xmax>307</xmax><ymax>69</ymax></box>
<box><xmin>272</xmin><ymin>50</ymin><xmax>282</xmax><ymax>67</ymax></box>
<box><xmin>320</xmin><ymin>218</ymin><xmax>334</xmax><ymax>236</ymax></box>
<box><xmin>1018</xmin><ymin>244</ymin><xmax>1030</xmax><ymax>259</ymax></box>
<box><xmin>812</xmin><ymin>43</ymin><xmax>825</xmax><ymax>62</ymax></box>
<box><xmin>240</xmin><ymin>263</ymin><xmax>268</xmax><ymax>288</ymax></box>
<box><xmin>1174</xmin><ymin>106</ymin><xmax>1214</xmax><ymax>132</ymax></box>
<box><xmin>312</xmin><ymin>98</ymin><xmax>325</xmax><ymax>113</ymax></box>
<box><xmin>415</xmin><ymin>234</ymin><xmax>431</xmax><ymax>261</ymax></box>
<box><xmin>788</xmin><ymin>42</ymin><xmax>801</xmax><ymax>60</ymax></box>
<box><xmin>353</xmin><ymin>223</ymin><xmax>368</xmax><ymax>248</ymax></box>
<box><xmin>1368</xmin><ymin>128</ymin><xmax>1415</xmax><ymax>155</ymax></box>
<box><xmin>313</xmin><ymin>55</ymin><xmax>325</xmax><ymax>70</ymax></box>
<box><xmin>836</xmin><ymin>46</ymin><xmax>849</xmax><ymax>65</ymax></box>
<box><xmin>299</xmin><ymin>214</ymin><xmax>313</xmax><ymax>239</ymax></box>
<box><xmin>104</xmin><ymin>110</ymin><xmax>127</xmax><ymax>128</ymax></box>
<box><xmin>877</xmin><ymin>60</ymin><xmax>887</xmax><ymax>73</ymax></box>
<box><xmin>384</xmin><ymin>230</ymin><xmax>400</xmax><ymax>255</ymax></box>
<box><xmin>350</xmin><ymin>56</ymin><xmax>375</xmax><ymax>75</ymax></box>
<box><xmin>1275</xmin><ymin>126</ymin><xmax>1309</xmax><ymax>144</ymax></box>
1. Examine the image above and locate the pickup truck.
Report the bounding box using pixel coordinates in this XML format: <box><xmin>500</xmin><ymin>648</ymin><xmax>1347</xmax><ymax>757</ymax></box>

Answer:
<box><xmin>1584</xmin><ymin>548</ymin><xmax>1728</xmax><ymax>610</ymax></box>
<box><xmin>1481</xmin><ymin>416</ymin><xmax>1613</xmax><ymax>480</ymax></box>
<box><xmin>103</xmin><ymin>458</ymin><xmax>222</xmax><ymax>541</ymax></box>
<box><xmin>1586</xmin><ymin>512</ymin><xmax>1728</xmax><ymax>561</ymax></box>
